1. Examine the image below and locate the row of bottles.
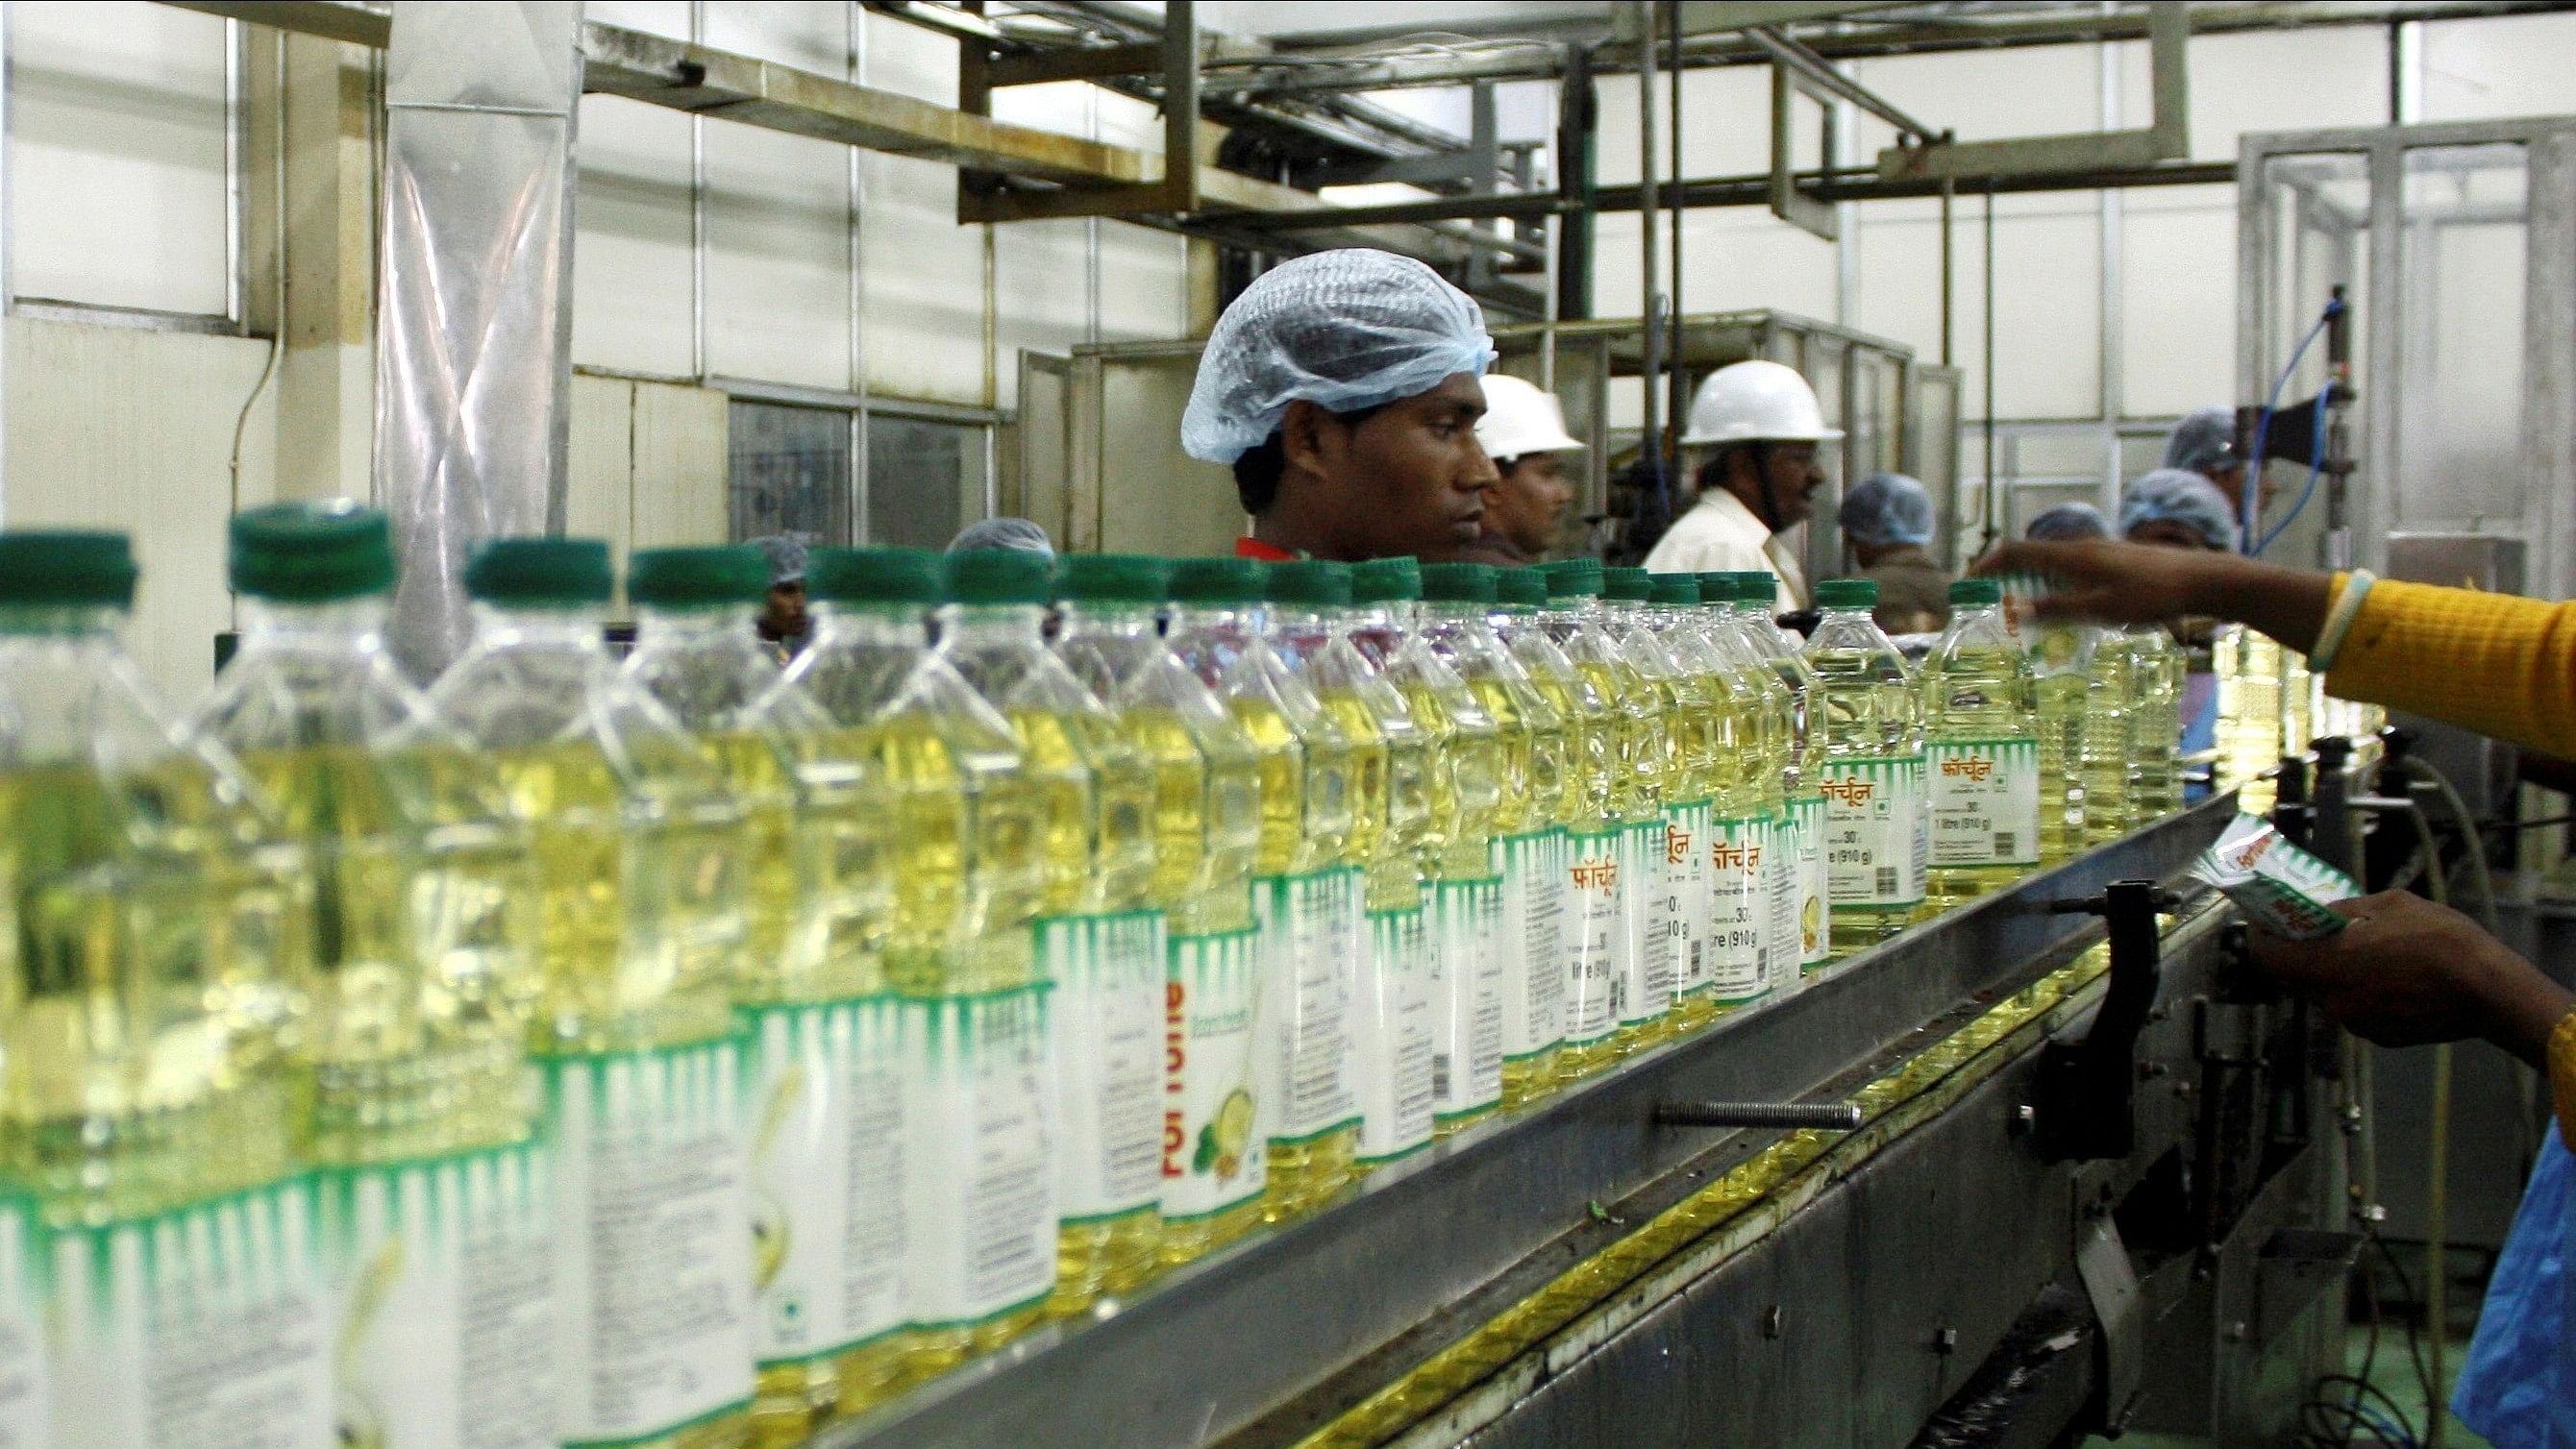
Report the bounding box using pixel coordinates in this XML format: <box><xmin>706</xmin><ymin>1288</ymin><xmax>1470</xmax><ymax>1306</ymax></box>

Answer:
<box><xmin>0</xmin><ymin>510</ymin><xmax>2201</xmax><ymax>1449</ymax></box>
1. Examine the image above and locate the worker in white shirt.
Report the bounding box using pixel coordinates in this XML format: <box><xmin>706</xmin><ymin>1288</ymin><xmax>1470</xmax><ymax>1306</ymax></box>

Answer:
<box><xmin>1641</xmin><ymin>359</ymin><xmax>1839</xmax><ymax>609</ymax></box>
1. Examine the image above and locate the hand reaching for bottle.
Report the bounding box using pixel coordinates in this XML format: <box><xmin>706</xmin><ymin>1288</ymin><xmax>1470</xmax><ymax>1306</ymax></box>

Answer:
<box><xmin>1972</xmin><ymin>539</ymin><xmax>2335</xmax><ymax>651</ymax></box>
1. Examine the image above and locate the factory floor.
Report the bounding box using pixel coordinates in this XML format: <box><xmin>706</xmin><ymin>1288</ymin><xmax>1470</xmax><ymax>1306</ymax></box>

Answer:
<box><xmin>2084</xmin><ymin>1322</ymin><xmax>2490</xmax><ymax>1448</ymax></box>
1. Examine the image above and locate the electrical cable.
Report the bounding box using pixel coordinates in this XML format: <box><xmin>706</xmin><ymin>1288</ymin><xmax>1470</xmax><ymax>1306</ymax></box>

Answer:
<box><xmin>2242</xmin><ymin>297</ymin><xmax>2345</xmax><ymax>553</ymax></box>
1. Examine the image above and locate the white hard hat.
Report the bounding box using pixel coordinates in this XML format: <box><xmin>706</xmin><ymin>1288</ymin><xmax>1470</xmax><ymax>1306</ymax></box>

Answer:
<box><xmin>1476</xmin><ymin>373</ymin><xmax>1584</xmax><ymax>461</ymax></box>
<box><xmin>1679</xmin><ymin>359</ymin><xmax>1845</xmax><ymax>447</ymax></box>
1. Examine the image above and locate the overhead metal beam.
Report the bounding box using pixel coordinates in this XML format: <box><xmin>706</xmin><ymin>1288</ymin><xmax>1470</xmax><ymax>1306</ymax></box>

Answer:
<box><xmin>1745</xmin><ymin>26</ymin><xmax>1939</xmax><ymax>145</ymax></box>
<box><xmin>1616</xmin><ymin>1</ymin><xmax>1913</xmax><ymax>39</ymax></box>
<box><xmin>1879</xmin><ymin>0</ymin><xmax>2188</xmax><ymax>182</ymax></box>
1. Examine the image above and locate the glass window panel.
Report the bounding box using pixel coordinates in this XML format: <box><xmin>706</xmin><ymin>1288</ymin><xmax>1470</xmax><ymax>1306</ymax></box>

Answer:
<box><xmin>728</xmin><ymin>400</ymin><xmax>853</xmax><ymax>545</ymax></box>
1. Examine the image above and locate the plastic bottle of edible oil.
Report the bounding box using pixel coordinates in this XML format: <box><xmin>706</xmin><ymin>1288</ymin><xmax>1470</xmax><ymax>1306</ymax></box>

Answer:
<box><xmin>1994</xmin><ymin>568</ymin><xmax>2092</xmax><ymax>867</ymax></box>
<box><xmin>1166</xmin><ymin>559</ymin><xmax>1359</xmax><ymax>1217</ymax></box>
<box><xmin>1639</xmin><ymin>574</ymin><xmax>1739</xmax><ymax>1032</ymax></box>
<box><xmin>1715</xmin><ymin>571</ymin><xmax>1830</xmax><ymax>979</ymax></box>
<box><xmin>2081</xmin><ymin>626</ymin><xmax>2141</xmax><ymax>842</ymax></box>
<box><xmin>431</xmin><ymin>538</ymin><xmax>757</xmax><ymax>1449</ymax></box>
<box><xmin>935</xmin><ymin>549</ymin><xmax>1160</xmax><ymax>1316</ymax></box>
<box><xmin>193</xmin><ymin>503</ymin><xmax>550</xmax><ymax>1449</ymax></box>
<box><xmin>0</xmin><ymin>529</ymin><xmax>319</xmax><ymax>1448</ymax></box>
<box><xmin>782</xmin><ymin>547</ymin><xmax>1051</xmax><ymax>1390</ymax></box>
<box><xmin>1420</xmin><ymin>564</ymin><xmax>1567</xmax><ymax>1108</ymax></box>
<box><xmin>1919</xmin><ymin>579</ymin><xmax>2040</xmax><ymax>910</ymax></box>
<box><xmin>1271</xmin><ymin>561</ymin><xmax>1432</xmax><ymax>1175</ymax></box>
<box><xmin>1356</xmin><ymin>561</ymin><xmax>1504</xmax><ymax>1135</ymax></box>
<box><xmin>1052</xmin><ymin>556</ymin><xmax>1266</xmax><ymax>1267</ymax></box>
<box><xmin>1528</xmin><ymin>560</ymin><xmax>1635</xmax><ymax>1077</ymax></box>
<box><xmin>1691</xmin><ymin>574</ymin><xmax>1792</xmax><ymax>1016</ymax></box>
<box><xmin>1589</xmin><ymin>567</ymin><xmax>1681</xmax><ymax>1049</ymax></box>
<box><xmin>1803</xmin><ymin>578</ymin><xmax>1927</xmax><ymax>959</ymax></box>
<box><xmin>2126</xmin><ymin>626</ymin><xmax>2184</xmax><ymax>823</ymax></box>
<box><xmin>2215</xmin><ymin>624</ymin><xmax>2285</xmax><ymax>810</ymax></box>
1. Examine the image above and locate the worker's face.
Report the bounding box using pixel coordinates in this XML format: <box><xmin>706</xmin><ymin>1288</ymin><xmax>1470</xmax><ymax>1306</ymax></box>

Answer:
<box><xmin>2126</xmin><ymin>520</ymin><xmax>2212</xmax><ymax>553</ymax></box>
<box><xmin>1480</xmin><ymin>452</ymin><xmax>1573</xmax><ymax>559</ymax></box>
<box><xmin>2209</xmin><ymin>462</ymin><xmax>2276</xmax><ymax>515</ymax></box>
<box><xmin>1736</xmin><ymin>441</ymin><xmax>1824</xmax><ymax>531</ymax></box>
<box><xmin>1288</xmin><ymin>372</ymin><xmax>1498</xmax><ymax>562</ymax></box>
<box><xmin>759</xmin><ymin>579</ymin><xmax>807</xmax><ymax>641</ymax></box>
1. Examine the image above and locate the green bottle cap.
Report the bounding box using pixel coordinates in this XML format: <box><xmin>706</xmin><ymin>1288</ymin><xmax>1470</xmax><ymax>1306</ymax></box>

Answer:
<box><xmin>628</xmin><ymin>546</ymin><xmax>767</xmax><ymax>608</ymax></box>
<box><xmin>943</xmin><ymin>548</ymin><xmax>1053</xmax><ymax>606</ymax></box>
<box><xmin>1814</xmin><ymin>577</ymin><xmax>1880</xmax><ymax>608</ymax></box>
<box><xmin>808</xmin><ymin>547</ymin><xmax>941</xmax><ymax>605</ymax></box>
<box><xmin>462</xmin><ymin>538</ymin><xmax>611</xmax><ymax>606</ymax></box>
<box><xmin>1648</xmin><ymin>573</ymin><xmax>1700</xmax><ymax>606</ymax></box>
<box><xmin>1541</xmin><ymin>557</ymin><xmax>1603</xmax><ymax>600</ymax></box>
<box><xmin>1169</xmin><ymin>557</ymin><xmax>1262</xmax><ymax>605</ymax></box>
<box><xmin>1724</xmin><ymin>570</ymin><xmax>1778</xmax><ymax>604</ymax></box>
<box><xmin>1350</xmin><ymin>556</ymin><xmax>1422</xmax><ymax>604</ymax></box>
<box><xmin>1601</xmin><ymin>566</ymin><xmax>1653</xmax><ymax>602</ymax></box>
<box><xmin>1055</xmin><ymin>553</ymin><xmax>1169</xmax><ymax>604</ymax></box>
<box><xmin>1419</xmin><ymin>562</ymin><xmax>1497</xmax><ymax>604</ymax></box>
<box><xmin>0</xmin><ymin>530</ymin><xmax>137</xmax><ymax>608</ymax></box>
<box><xmin>1266</xmin><ymin>559</ymin><xmax>1351</xmax><ymax>607</ymax></box>
<box><xmin>1495</xmin><ymin>567</ymin><xmax>1548</xmax><ymax>608</ymax></box>
<box><xmin>230</xmin><ymin>500</ymin><xmax>395</xmax><ymax>602</ymax></box>
<box><xmin>1948</xmin><ymin>577</ymin><xmax>2001</xmax><ymax>606</ymax></box>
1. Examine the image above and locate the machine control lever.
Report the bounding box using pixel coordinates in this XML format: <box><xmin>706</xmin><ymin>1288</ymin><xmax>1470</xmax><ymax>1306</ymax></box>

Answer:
<box><xmin>2028</xmin><ymin>879</ymin><xmax>2177</xmax><ymax>1164</ymax></box>
<box><xmin>1653</xmin><ymin>1101</ymin><xmax>1863</xmax><ymax>1131</ymax></box>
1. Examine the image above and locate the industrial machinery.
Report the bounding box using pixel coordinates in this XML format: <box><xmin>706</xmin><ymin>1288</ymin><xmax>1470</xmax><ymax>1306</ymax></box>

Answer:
<box><xmin>1012</xmin><ymin>309</ymin><xmax>1960</xmax><ymax>580</ymax></box>
<box><xmin>811</xmin><ymin>755</ymin><xmax>2423</xmax><ymax>1449</ymax></box>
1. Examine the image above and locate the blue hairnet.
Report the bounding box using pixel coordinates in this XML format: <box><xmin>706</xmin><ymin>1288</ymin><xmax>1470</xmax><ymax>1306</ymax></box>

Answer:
<box><xmin>2024</xmin><ymin>503</ymin><xmax>2109</xmax><ymax>542</ymax></box>
<box><xmin>947</xmin><ymin>516</ymin><xmax>1055</xmax><ymax>557</ymax></box>
<box><xmin>2119</xmin><ymin>469</ymin><xmax>2238</xmax><ymax>551</ymax></box>
<box><xmin>1181</xmin><ymin>249</ymin><xmax>1497</xmax><ymax>465</ymax></box>
<box><xmin>750</xmin><ymin>532</ymin><xmax>811</xmax><ymax>584</ymax></box>
<box><xmin>2163</xmin><ymin>406</ymin><xmax>2241</xmax><ymax>479</ymax></box>
<box><xmin>1839</xmin><ymin>473</ymin><xmax>1935</xmax><ymax>547</ymax></box>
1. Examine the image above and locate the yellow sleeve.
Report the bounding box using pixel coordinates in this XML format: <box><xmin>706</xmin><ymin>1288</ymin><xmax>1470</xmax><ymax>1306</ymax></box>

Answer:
<box><xmin>2556</xmin><ymin>1011</ymin><xmax>2576</xmax><ymax>1145</ymax></box>
<box><xmin>2321</xmin><ymin>575</ymin><xmax>2576</xmax><ymax>760</ymax></box>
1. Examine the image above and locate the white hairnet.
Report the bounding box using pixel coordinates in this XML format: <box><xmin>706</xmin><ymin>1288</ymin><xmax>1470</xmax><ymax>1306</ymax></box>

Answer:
<box><xmin>750</xmin><ymin>532</ymin><xmax>811</xmax><ymax>584</ymax></box>
<box><xmin>1839</xmin><ymin>473</ymin><xmax>1935</xmax><ymax>548</ymax></box>
<box><xmin>2163</xmin><ymin>406</ymin><xmax>2241</xmax><ymax>479</ymax></box>
<box><xmin>947</xmin><ymin>516</ymin><xmax>1055</xmax><ymax>556</ymax></box>
<box><xmin>1181</xmin><ymin>249</ymin><xmax>1497</xmax><ymax>465</ymax></box>
<box><xmin>2119</xmin><ymin>469</ymin><xmax>2238</xmax><ymax>551</ymax></box>
<box><xmin>2024</xmin><ymin>503</ymin><xmax>2109</xmax><ymax>542</ymax></box>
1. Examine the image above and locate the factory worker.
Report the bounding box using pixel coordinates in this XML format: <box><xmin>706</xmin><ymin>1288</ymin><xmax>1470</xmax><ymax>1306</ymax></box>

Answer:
<box><xmin>1978</xmin><ymin>533</ymin><xmax>2576</xmax><ymax>1449</ymax></box>
<box><xmin>2119</xmin><ymin>469</ymin><xmax>2238</xmax><ymax>553</ymax></box>
<box><xmin>2024</xmin><ymin>502</ymin><xmax>2109</xmax><ymax>542</ymax></box>
<box><xmin>1643</xmin><ymin>360</ymin><xmax>1840</xmax><ymax>609</ymax></box>
<box><xmin>948</xmin><ymin>516</ymin><xmax>1055</xmax><ymax>557</ymax></box>
<box><xmin>1181</xmin><ymin>248</ymin><xmax>1499</xmax><ymax>564</ymax></box>
<box><xmin>2164</xmin><ymin>405</ymin><xmax>2277</xmax><ymax>542</ymax></box>
<box><xmin>1472</xmin><ymin>373</ymin><xmax>1585</xmax><ymax>565</ymax></box>
<box><xmin>750</xmin><ymin>532</ymin><xmax>811</xmax><ymax>661</ymax></box>
<box><xmin>1841</xmin><ymin>472</ymin><xmax>1948</xmax><ymax>634</ymax></box>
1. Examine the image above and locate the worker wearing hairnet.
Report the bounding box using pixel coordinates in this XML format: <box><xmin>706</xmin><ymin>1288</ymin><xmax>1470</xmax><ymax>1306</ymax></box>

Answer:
<box><xmin>1472</xmin><ymin>373</ymin><xmax>1584</xmax><ymax>565</ymax></box>
<box><xmin>2024</xmin><ymin>502</ymin><xmax>2109</xmax><ymax>542</ymax></box>
<box><xmin>2164</xmin><ymin>405</ymin><xmax>2271</xmax><ymax>544</ymax></box>
<box><xmin>1182</xmin><ymin>249</ymin><xmax>1499</xmax><ymax>563</ymax></box>
<box><xmin>749</xmin><ymin>532</ymin><xmax>811</xmax><ymax>661</ymax></box>
<box><xmin>2119</xmin><ymin>468</ymin><xmax>2239</xmax><ymax>553</ymax></box>
<box><xmin>1840</xmin><ymin>472</ymin><xmax>1948</xmax><ymax>634</ymax></box>
<box><xmin>1642</xmin><ymin>360</ymin><xmax>1839</xmax><ymax>609</ymax></box>
<box><xmin>948</xmin><ymin>516</ymin><xmax>1055</xmax><ymax>557</ymax></box>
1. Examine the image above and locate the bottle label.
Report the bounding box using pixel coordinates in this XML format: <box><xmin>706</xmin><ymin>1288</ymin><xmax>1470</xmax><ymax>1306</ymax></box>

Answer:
<box><xmin>1562</xmin><ymin>828</ymin><xmax>1624</xmax><ymax>1044</ymax></box>
<box><xmin>1662</xmin><ymin>800</ymin><xmax>1715</xmax><ymax>1001</ymax></box>
<box><xmin>1353</xmin><ymin>905</ymin><xmax>1435</xmax><ymax>1163</ymax></box>
<box><xmin>47</xmin><ymin>1179</ymin><xmax>328</xmax><ymax>1449</ymax></box>
<box><xmin>1708</xmin><ymin>814</ymin><xmax>1771</xmax><ymax>1003</ymax></box>
<box><xmin>745</xmin><ymin>996</ymin><xmax>906</xmax><ymax>1373</ymax></box>
<box><xmin>314</xmin><ymin>1141</ymin><xmax>556</xmax><ymax>1449</ymax></box>
<box><xmin>1929</xmin><ymin>739</ymin><xmax>2042</xmax><ymax>867</ymax></box>
<box><xmin>1791</xmin><ymin>792</ymin><xmax>1831</xmax><ymax>967</ymax></box>
<box><xmin>1428</xmin><ymin>872</ymin><xmax>1505</xmax><ymax>1120</ymax></box>
<box><xmin>545</xmin><ymin>1039</ymin><xmax>755</xmax><ymax>1444</ymax></box>
<box><xmin>1037</xmin><ymin>910</ymin><xmax>1169</xmax><ymax>1223</ymax></box>
<box><xmin>1254</xmin><ymin>868</ymin><xmax>1363</xmax><ymax>1144</ymax></box>
<box><xmin>904</xmin><ymin>987</ymin><xmax>1057</xmax><ymax>1329</ymax></box>
<box><xmin>1162</xmin><ymin>928</ymin><xmax>1267</xmax><ymax>1221</ymax></box>
<box><xmin>1820</xmin><ymin>756</ymin><xmax>1928</xmax><ymax>908</ymax></box>
<box><xmin>1620</xmin><ymin>819</ymin><xmax>1673</xmax><ymax>1026</ymax></box>
<box><xmin>1764</xmin><ymin>807</ymin><xmax>1803</xmax><ymax>995</ymax></box>
<box><xmin>1494</xmin><ymin>829</ymin><xmax>1567</xmax><ymax>1062</ymax></box>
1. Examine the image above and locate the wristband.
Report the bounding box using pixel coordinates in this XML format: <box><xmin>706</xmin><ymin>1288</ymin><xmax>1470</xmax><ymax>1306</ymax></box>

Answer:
<box><xmin>2308</xmin><ymin>569</ymin><xmax>2375</xmax><ymax>673</ymax></box>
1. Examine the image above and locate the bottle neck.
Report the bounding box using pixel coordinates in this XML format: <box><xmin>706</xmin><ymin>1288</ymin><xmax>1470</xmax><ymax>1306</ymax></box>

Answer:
<box><xmin>936</xmin><ymin>602</ymin><xmax>1048</xmax><ymax>650</ymax></box>
<box><xmin>237</xmin><ymin>593</ymin><xmax>394</xmax><ymax>651</ymax></box>
<box><xmin>1167</xmin><ymin>602</ymin><xmax>1252</xmax><ymax>638</ymax></box>
<box><xmin>635</xmin><ymin>602</ymin><xmax>759</xmax><ymax>649</ymax></box>
<box><xmin>0</xmin><ymin>602</ymin><xmax>124</xmax><ymax>639</ymax></box>
<box><xmin>808</xmin><ymin>600</ymin><xmax>929</xmax><ymax>648</ymax></box>
<box><xmin>1054</xmin><ymin>602</ymin><xmax>1159</xmax><ymax>642</ymax></box>
<box><xmin>470</xmin><ymin>602</ymin><xmax>605</xmax><ymax>649</ymax></box>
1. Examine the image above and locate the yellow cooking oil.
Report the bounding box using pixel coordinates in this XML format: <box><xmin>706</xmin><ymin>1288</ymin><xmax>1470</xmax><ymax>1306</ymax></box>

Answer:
<box><xmin>2028</xmin><ymin>625</ymin><xmax>2092</xmax><ymax>868</ymax></box>
<box><xmin>1804</xmin><ymin>579</ymin><xmax>1927</xmax><ymax>958</ymax></box>
<box><xmin>1395</xmin><ymin>667</ymin><xmax>1502</xmax><ymax>1134</ymax></box>
<box><xmin>2216</xmin><ymin>624</ymin><xmax>2285</xmax><ymax>810</ymax></box>
<box><xmin>1430</xmin><ymin>565</ymin><xmax>1569</xmax><ymax>1108</ymax></box>
<box><xmin>2126</xmin><ymin>626</ymin><xmax>2184</xmax><ymax>823</ymax></box>
<box><xmin>1920</xmin><ymin>580</ymin><xmax>2041</xmax><ymax>911</ymax></box>
<box><xmin>1644</xmin><ymin>574</ymin><xmax>1751</xmax><ymax>1035</ymax></box>
<box><xmin>1688</xmin><ymin>577</ymin><xmax>1787</xmax><ymax>1019</ymax></box>
<box><xmin>1711</xmin><ymin>571</ymin><xmax>1829</xmax><ymax>982</ymax></box>
<box><xmin>1529</xmin><ymin>560</ymin><xmax>1635</xmax><ymax>1080</ymax></box>
<box><xmin>2080</xmin><ymin>627</ymin><xmax>2140</xmax><ymax>842</ymax></box>
<box><xmin>1596</xmin><ymin>570</ymin><xmax>1684</xmax><ymax>1050</ymax></box>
